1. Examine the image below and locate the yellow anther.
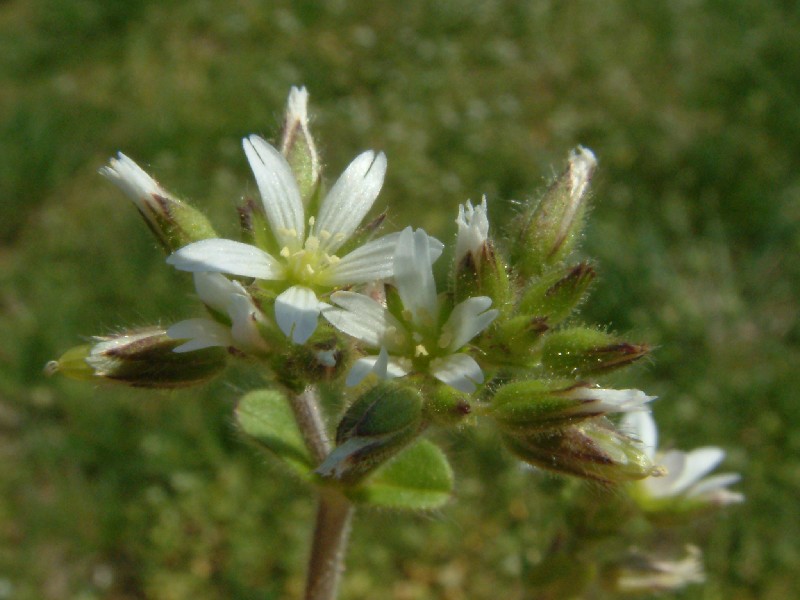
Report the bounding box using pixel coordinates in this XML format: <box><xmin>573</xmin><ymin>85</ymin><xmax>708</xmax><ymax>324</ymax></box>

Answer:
<box><xmin>305</xmin><ymin>236</ymin><xmax>320</xmax><ymax>251</ymax></box>
<box><xmin>319</xmin><ymin>230</ymin><xmax>332</xmax><ymax>240</ymax></box>
<box><xmin>326</xmin><ymin>255</ymin><xmax>340</xmax><ymax>265</ymax></box>
<box><xmin>308</xmin><ymin>216</ymin><xmax>316</xmax><ymax>226</ymax></box>
<box><xmin>280</xmin><ymin>246</ymin><xmax>291</xmax><ymax>258</ymax></box>
<box><xmin>334</xmin><ymin>233</ymin><xmax>346</xmax><ymax>242</ymax></box>
<box><xmin>305</xmin><ymin>264</ymin><xmax>315</xmax><ymax>276</ymax></box>
<box><xmin>414</xmin><ymin>344</ymin><xmax>429</xmax><ymax>357</ymax></box>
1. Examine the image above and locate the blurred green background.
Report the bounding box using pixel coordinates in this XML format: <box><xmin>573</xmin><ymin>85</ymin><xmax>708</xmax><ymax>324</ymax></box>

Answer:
<box><xmin>1</xmin><ymin>0</ymin><xmax>798</xmax><ymax>598</ymax></box>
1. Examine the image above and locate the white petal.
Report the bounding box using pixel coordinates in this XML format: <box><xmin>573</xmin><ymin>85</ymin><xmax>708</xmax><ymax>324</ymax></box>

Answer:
<box><xmin>668</xmin><ymin>447</ymin><xmax>726</xmax><ymax>495</ymax></box>
<box><xmin>686</xmin><ymin>473</ymin><xmax>742</xmax><ymax>500</ymax></box>
<box><xmin>621</xmin><ymin>411</ymin><xmax>659</xmax><ymax>461</ymax></box>
<box><xmin>228</xmin><ymin>293</ymin><xmax>268</xmax><ymax>351</ymax></box>
<box><xmin>394</xmin><ymin>227</ymin><xmax>439</xmax><ymax>325</ymax></box>
<box><xmin>314</xmin><ymin>151</ymin><xmax>387</xmax><ymax>253</ymax></box>
<box><xmin>167</xmin><ymin>239</ymin><xmax>283</xmax><ymax>279</ymax></box>
<box><xmin>326</xmin><ymin>234</ymin><xmax>398</xmax><ymax>285</ymax></box>
<box><xmin>167</xmin><ymin>318</ymin><xmax>233</xmax><ymax>352</ymax></box>
<box><xmin>274</xmin><ymin>285</ymin><xmax>322</xmax><ymax>343</ymax></box>
<box><xmin>242</xmin><ymin>135</ymin><xmax>305</xmax><ymax>248</ymax></box>
<box><xmin>193</xmin><ymin>272</ymin><xmax>244</xmax><ymax>313</ymax></box>
<box><xmin>345</xmin><ymin>348</ymin><xmax>409</xmax><ymax>387</ymax></box>
<box><xmin>99</xmin><ymin>152</ymin><xmax>163</xmax><ymax>211</ymax></box>
<box><xmin>644</xmin><ymin>450</ymin><xmax>687</xmax><ymax>497</ymax></box>
<box><xmin>567</xmin><ymin>387</ymin><xmax>656</xmax><ymax>414</ymax></box>
<box><xmin>442</xmin><ymin>296</ymin><xmax>498</xmax><ymax>351</ymax></box>
<box><xmin>430</xmin><ymin>353</ymin><xmax>484</xmax><ymax>393</ymax></box>
<box><xmin>454</xmin><ymin>196</ymin><xmax>490</xmax><ymax>264</ymax></box>
<box><xmin>323</xmin><ymin>291</ymin><xmax>399</xmax><ymax>347</ymax></box>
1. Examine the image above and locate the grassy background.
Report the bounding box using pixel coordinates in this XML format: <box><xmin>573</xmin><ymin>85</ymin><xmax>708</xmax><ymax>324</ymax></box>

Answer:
<box><xmin>1</xmin><ymin>0</ymin><xmax>798</xmax><ymax>598</ymax></box>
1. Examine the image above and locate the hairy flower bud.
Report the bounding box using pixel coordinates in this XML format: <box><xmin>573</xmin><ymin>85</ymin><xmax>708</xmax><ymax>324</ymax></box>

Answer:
<box><xmin>541</xmin><ymin>327</ymin><xmax>649</xmax><ymax>377</ymax></box>
<box><xmin>280</xmin><ymin>86</ymin><xmax>321</xmax><ymax>207</ymax></box>
<box><xmin>511</xmin><ymin>146</ymin><xmax>597</xmax><ymax>277</ymax></box>
<box><xmin>99</xmin><ymin>154</ymin><xmax>218</xmax><ymax>253</ymax></box>
<box><xmin>502</xmin><ymin>419</ymin><xmax>662</xmax><ymax>484</ymax></box>
<box><xmin>316</xmin><ymin>383</ymin><xmax>423</xmax><ymax>484</ymax></box>
<box><xmin>491</xmin><ymin>380</ymin><xmax>654</xmax><ymax>433</ymax></box>
<box><xmin>47</xmin><ymin>328</ymin><xmax>227</xmax><ymax>388</ymax></box>
<box><xmin>519</xmin><ymin>262</ymin><xmax>596</xmax><ymax>326</ymax></box>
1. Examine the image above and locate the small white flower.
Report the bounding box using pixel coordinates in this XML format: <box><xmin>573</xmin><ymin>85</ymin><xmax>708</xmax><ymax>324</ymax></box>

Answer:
<box><xmin>324</xmin><ymin>227</ymin><xmax>498</xmax><ymax>393</ymax></box>
<box><xmin>623</xmin><ymin>411</ymin><xmax>744</xmax><ymax>506</ymax></box>
<box><xmin>167</xmin><ymin>135</ymin><xmax>405</xmax><ymax>344</ymax></box>
<box><xmin>99</xmin><ymin>153</ymin><xmax>174</xmax><ymax>226</ymax></box>
<box><xmin>454</xmin><ymin>195</ymin><xmax>490</xmax><ymax>264</ymax></box>
<box><xmin>167</xmin><ymin>273</ymin><xmax>268</xmax><ymax>353</ymax></box>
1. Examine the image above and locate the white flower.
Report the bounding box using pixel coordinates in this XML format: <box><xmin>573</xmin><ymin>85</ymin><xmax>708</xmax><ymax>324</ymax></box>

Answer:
<box><xmin>166</xmin><ymin>134</ymin><xmax>403</xmax><ymax>344</ymax></box>
<box><xmin>454</xmin><ymin>195</ymin><xmax>490</xmax><ymax>264</ymax></box>
<box><xmin>99</xmin><ymin>153</ymin><xmax>173</xmax><ymax>225</ymax></box>
<box><xmin>623</xmin><ymin>411</ymin><xmax>744</xmax><ymax>506</ymax></box>
<box><xmin>167</xmin><ymin>273</ymin><xmax>268</xmax><ymax>353</ymax></box>
<box><xmin>324</xmin><ymin>227</ymin><xmax>498</xmax><ymax>393</ymax></box>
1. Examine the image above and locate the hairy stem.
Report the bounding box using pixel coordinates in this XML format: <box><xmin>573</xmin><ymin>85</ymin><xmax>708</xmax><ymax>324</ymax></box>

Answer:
<box><xmin>290</xmin><ymin>386</ymin><xmax>354</xmax><ymax>600</ymax></box>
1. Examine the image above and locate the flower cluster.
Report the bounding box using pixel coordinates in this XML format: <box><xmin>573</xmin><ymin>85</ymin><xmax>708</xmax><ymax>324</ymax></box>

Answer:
<box><xmin>52</xmin><ymin>86</ymin><xmax>742</xmax><ymax>499</ymax></box>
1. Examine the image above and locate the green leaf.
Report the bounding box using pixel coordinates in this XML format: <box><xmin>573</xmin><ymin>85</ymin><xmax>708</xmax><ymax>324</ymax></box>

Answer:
<box><xmin>347</xmin><ymin>439</ymin><xmax>453</xmax><ymax>510</ymax></box>
<box><xmin>235</xmin><ymin>389</ymin><xmax>314</xmax><ymax>480</ymax></box>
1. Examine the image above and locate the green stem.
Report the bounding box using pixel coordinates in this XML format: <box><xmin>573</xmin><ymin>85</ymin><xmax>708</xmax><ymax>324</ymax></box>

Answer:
<box><xmin>289</xmin><ymin>386</ymin><xmax>354</xmax><ymax>600</ymax></box>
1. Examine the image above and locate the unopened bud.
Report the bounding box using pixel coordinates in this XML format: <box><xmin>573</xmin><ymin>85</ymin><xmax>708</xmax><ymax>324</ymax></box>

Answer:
<box><xmin>280</xmin><ymin>86</ymin><xmax>321</xmax><ymax>207</ymax></box>
<box><xmin>502</xmin><ymin>419</ymin><xmax>661</xmax><ymax>484</ymax></box>
<box><xmin>511</xmin><ymin>146</ymin><xmax>597</xmax><ymax>277</ymax></box>
<box><xmin>48</xmin><ymin>328</ymin><xmax>227</xmax><ymax>388</ymax></box>
<box><xmin>316</xmin><ymin>383</ymin><xmax>423</xmax><ymax>484</ymax></box>
<box><xmin>99</xmin><ymin>153</ymin><xmax>217</xmax><ymax>253</ymax></box>
<box><xmin>425</xmin><ymin>384</ymin><xmax>472</xmax><ymax>427</ymax></box>
<box><xmin>519</xmin><ymin>262</ymin><xmax>595</xmax><ymax>326</ymax></box>
<box><xmin>491</xmin><ymin>380</ymin><xmax>654</xmax><ymax>433</ymax></box>
<box><xmin>541</xmin><ymin>327</ymin><xmax>649</xmax><ymax>377</ymax></box>
<box><xmin>484</xmin><ymin>315</ymin><xmax>549</xmax><ymax>368</ymax></box>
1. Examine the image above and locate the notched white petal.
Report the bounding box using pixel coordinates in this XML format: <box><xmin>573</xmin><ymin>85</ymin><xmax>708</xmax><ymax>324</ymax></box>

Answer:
<box><xmin>443</xmin><ymin>296</ymin><xmax>497</xmax><ymax>351</ymax></box>
<box><xmin>243</xmin><ymin>135</ymin><xmax>305</xmax><ymax>247</ymax></box>
<box><xmin>430</xmin><ymin>353</ymin><xmax>484</xmax><ymax>393</ymax></box>
<box><xmin>167</xmin><ymin>239</ymin><xmax>283</xmax><ymax>279</ymax></box>
<box><xmin>394</xmin><ymin>227</ymin><xmax>439</xmax><ymax>324</ymax></box>
<box><xmin>326</xmin><ymin>234</ymin><xmax>398</xmax><ymax>285</ymax></box>
<box><xmin>275</xmin><ymin>285</ymin><xmax>322</xmax><ymax>344</ymax></box>
<box><xmin>99</xmin><ymin>152</ymin><xmax>164</xmax><ymax>209</ymax></box>
<box><xmin>315</xmin><ymin>150</ymin><xmax>387</xmax><ymax>253</ymax></box>
<box><xmin>193</xmin><ymin>272</ymin><xmax>245</xmax><ymax>313</ymax></box>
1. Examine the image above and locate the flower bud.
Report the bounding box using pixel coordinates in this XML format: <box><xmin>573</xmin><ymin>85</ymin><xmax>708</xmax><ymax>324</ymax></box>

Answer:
<box><xmin>511</xmin><ymin>146</ymin><xmax>597</xmax><ymax>277</ymax></box>
<box><xmin>316</xmin><ymin>383</ymin><xmax>423</xmax><ymax>484</ymax></box>
<box><xmin>491</xmin><ymin>380</ymin><xmax>654</xmax><ymax>434</ymax></box>
<box><xmin>99</xmin><ymin>154</ymin><xmax>218</xmax><ymax>253</ymax></box>
<box><xmin>518</xmin><ymin>262</ymin><xmax>595</xmax><ymax>326</ymax></box>
<box><xmin>541</xmin><ymin>327</ymin><xmax>649</xmax><ymax>377</ymax></box>
<box><xmin>502</xmin><ymin>419</ymin><xmax>661</xmax><ymax>484</ymax></box>
<box><xmin>424</xmin><ymin>384</ymin><xmax>472</xmax><ymax>427</ymax></box>
<box><xmin>47</xmin><ymin>328</ymin><xmax>227</xmax><ymax>388</ymax></box>
<box><xmin>279</xmin><ymin>86</ymin><xmax>321</xmax><ymax>207</ymax></box>
<box><xmin>483</xmin><ymin>315</ymin><xmax>549</xmax><ymax>368</ymax></box>
<box><xmin>451</xmin><ymin>198</ymin><xmax>512</xmax><ymax>310</ymax></box>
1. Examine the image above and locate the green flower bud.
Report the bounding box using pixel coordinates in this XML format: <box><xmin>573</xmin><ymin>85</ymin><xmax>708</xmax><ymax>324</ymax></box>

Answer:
<box><xmin>316</xmin><ymin>383</ymin><xmax>423</xmax><ymax>484</ymax></box>
<box><xmin>510</xmin><ymin>146</ymin><xmax>597</xmax><ymax>277</ymax></box>
<box><xmin>502</xmin><ymin>419</ymin><xmax>661</xmax><ymax>484</ymax></box>
<box><xmin>100</xmin><ymin>154</ymin><xmax>218</xmax><ymax>254</ymax></box>
<box><xmin>47</xmin><ymin>328</ymin><xmax>227</xmax><ymax>388</ymax></box>
<box><xmin>491</xmin><ymin>380</ymin><xmax>654</xmax><ymax>433</ymax></box>
<box><xmin>484</xmin><ymin>315</ymin><xmax>549</xmax><ymax>368</ymax></box>
<box><xmin>541</xmin><ymin>327</ymin><xmax>649</xmax><ymax>377</ymax></box>
<box><xmin>451</xmin><ymin>197</ymin><xmax>513</xmax><ymax>308</ymax></box>
<box><xmin>279</xmin><ymin>86</ymin><xmax>321</xmax><ymax>208</ymax></box>
<box><xmin>424</xmin><ymin>384</ymin><xmax>472</xmax><ymax>427</ymax></box>
<box><xmin>518</xmin><ymin>262</ymin><xmax>595</xmax><ymax>326</ymax></box>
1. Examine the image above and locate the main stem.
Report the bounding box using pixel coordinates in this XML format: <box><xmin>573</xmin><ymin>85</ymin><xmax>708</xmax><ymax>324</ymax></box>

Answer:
<box><xmin>289</xmin><ymin>386</ymin><xmax>354</xmax><ymax>600</ymax></box>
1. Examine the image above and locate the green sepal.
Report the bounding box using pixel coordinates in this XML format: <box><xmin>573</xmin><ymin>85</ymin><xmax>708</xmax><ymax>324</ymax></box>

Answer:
<box><xmin>483</xmin><ymin>315</ymin><xmax>549</xmax><ymax>368</ymax></box>
<box><xmin>502</xmin><ymin>419</ymin><xmax>658</xmax><ymax>484</ymax></box>
<box><xmin>346</xmin><ymin>439</ymin><xmax>454</xmax><ymax>510</ymax></box>
<box><xmin>316</xmin><ymin>383</ymin><xmax>423</xmax><ymax>485</ymax></box>
<box><xmin>519</xmin><ymin>262</ymin><xmax>595</xmax><ymax>326</ymax></box>
<box><xmin>424</xmin><ymin>384</ymin><xmax>472</xmax><ymax>427</ymax></box>
<box><xmin>490</xmin><ymin>379</ymin><xmax>601</xmax><ymax>433</ymax></box>
<box><xmin>235</xmin><ymin>389</ymin><xmax>315</xmax><ymax>480</ymax></box>
<box><xmin>451</xmin><ymin>240</ymin><xmax>513</xmax><ymax>310</ymax></box>
<box><xmin>541</xmin><ymin>327</ymin><xmax>649</xmax><ymax>377</ymax></box>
